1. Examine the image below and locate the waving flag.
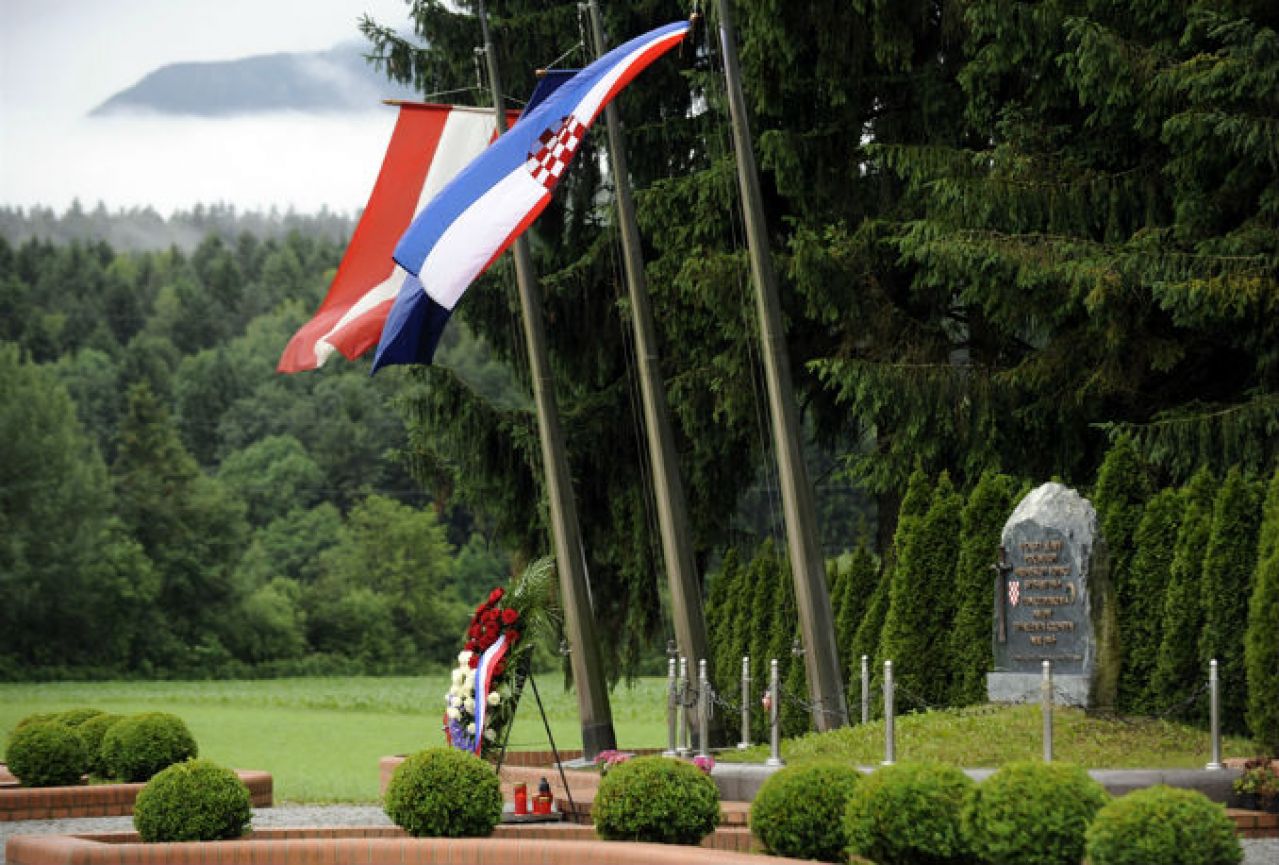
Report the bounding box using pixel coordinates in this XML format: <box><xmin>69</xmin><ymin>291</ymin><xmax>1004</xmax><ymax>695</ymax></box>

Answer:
<box><xmin>471</xmin><ymin>633</ymin><xmax>510</xmax><ymax>753</ymax></box>
<box><xmin>371</xmin><ymin>21</ymin><xmax>690</xmax><ymax>372</ymax></box>
<box><xmin>277</xmin><ymin>103</ymin><xmax>513</xmax><ymax>373</ymax></box>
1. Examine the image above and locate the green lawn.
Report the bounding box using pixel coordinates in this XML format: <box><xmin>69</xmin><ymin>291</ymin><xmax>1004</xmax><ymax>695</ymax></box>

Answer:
<box><xmin>0</xmin><ymin>676</ymin><xmax>670</xmax><ymax>802</ymax></box>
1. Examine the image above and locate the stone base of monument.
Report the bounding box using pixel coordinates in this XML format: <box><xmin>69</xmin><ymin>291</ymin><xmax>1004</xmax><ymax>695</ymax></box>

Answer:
<box><xmin>987</xmin><ymin>672</ymin><xmax>1091</xmax><ymax>707</ymax></box>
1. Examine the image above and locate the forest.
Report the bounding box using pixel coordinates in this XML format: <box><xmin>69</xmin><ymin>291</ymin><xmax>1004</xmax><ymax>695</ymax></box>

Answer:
<box><xmin>1</xmin><ymin>0</ymin><xmax>1276</xmax><ymax>727</ymax></box>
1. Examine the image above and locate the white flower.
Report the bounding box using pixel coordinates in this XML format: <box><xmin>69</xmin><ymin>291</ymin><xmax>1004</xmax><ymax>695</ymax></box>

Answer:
<box><xmin>463</xmin><ymin>698</ymin><xmax>476</xmax><ymax>714</ymax></box>
<box><xmin>458</xmin><ymin>650</ymin><xmax>473</xmax><ymax>665</ymax></box>
<box><xmin>464</xmin><ymin>670</ymin><xmax>476</xmax><ymax>688</ymax></box>
<box><xmin>466</xmin><ymin>722</ymin><xmax>476</xmax><ymax>734</ymax></box>
<box><xmin>443</xmin><ymin>692</ymin><xmax>452</xmax><ymax>706</ymax></box>
<box><xmin>484</xmin><ymin>728</ymin><xmax>496</xmax><ymax>741</ymax></box>
<box><xmin>487</xmin><ymin>691</ymin><xmax>501</xmax><ymax>706</ymax></box>
<box><xmin>446</xmin><ymin>707</ymin><xmax>461</xmax><ymax>721</ymax></box>
<box><xmin>451</xmin><ymin>668</ymin><xmax>466</xmax><ymax>686</ymax></box>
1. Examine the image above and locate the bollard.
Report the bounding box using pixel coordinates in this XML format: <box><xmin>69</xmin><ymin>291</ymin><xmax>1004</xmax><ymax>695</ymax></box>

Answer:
<box><xmin>738</xmin><ymin>655</ymin><xmax>751</xmax><ymax>750</ymax></box>
<box><xmin>664</xmin><ymin>657</ymin><xmax>677</xmax><ymax>756</ymax></box>
<box><xmin>676</xmin><ymin>657</ymin><xmax>689</xmax><ymax>757</ymax></box>
<box><xmin>766</xmin><ymin>658</ymin><xmax>784</xmax><ymax>767</ymax></box>
<box><xmin>1042</xmin><ymin>660</ymin><xmax>1053</xmax><ymax>763</ymax></box>
<box><xmin>698</xmin><ymin>658</ymin><xmax>710</xmax><ymax>758</ymax></box>
<box><xmin>1206</xmin><ymin>659</ymin><xmax>1224</xmax><ymax>770</ymax></box>
<box><xmin>860</xmin><ymin>654</ymin><xmax>870</xmax><ymax>725</ymax></box>
<box><xmin>882</xmin><ymin>660</ymin><xmax>896</xmax><ymax>765</ymax></box>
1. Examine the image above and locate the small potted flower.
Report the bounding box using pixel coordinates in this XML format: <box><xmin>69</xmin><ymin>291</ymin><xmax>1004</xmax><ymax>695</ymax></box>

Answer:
<box><xmin>594</xmin><ymin>749</ymin><xmax>633</xmax><ymax>776</ymax></box>
<box><xmin>1232</xmin><ymin>758</ymin><xmax>1279</xmax><ymax>812</ymax></box>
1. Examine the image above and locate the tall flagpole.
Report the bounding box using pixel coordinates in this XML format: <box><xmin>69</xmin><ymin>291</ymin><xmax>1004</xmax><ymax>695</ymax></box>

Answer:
<box><xmin>476</xmin><ymin>0</ymin><xmax>617</xmax><ymax>758</ymax></box>
<box><xmin>713</xmin><ymin>0</ymin><xmax>849</xmax><ymax>730</ymax></box>
<box><xmin>584</xmin><ymin>0</ymin><xmax>716</xmax><ymax>735</ymax></box>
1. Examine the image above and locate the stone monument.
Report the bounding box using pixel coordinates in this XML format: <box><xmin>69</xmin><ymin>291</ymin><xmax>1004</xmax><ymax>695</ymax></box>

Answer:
<box><xmin>987</xmin><ymin>482</ymin><xmax>1118</xmax><ymax>709</ymax></box>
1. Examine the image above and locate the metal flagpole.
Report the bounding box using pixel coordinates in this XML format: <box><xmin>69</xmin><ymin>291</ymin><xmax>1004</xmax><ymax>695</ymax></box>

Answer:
<box><xmin>476</xmin><ymin>0</ymin><xmax>617</xmax><ymax>758</ymax></box>
<box><xmin>712</xmin><ymin>0</ymin><xmax>849</xmax><ymax>730</ymax></box>
<box><xmin>584</xmin><ymin>0</ymin><xmax>717</xmax><ymax>738</ymax></box>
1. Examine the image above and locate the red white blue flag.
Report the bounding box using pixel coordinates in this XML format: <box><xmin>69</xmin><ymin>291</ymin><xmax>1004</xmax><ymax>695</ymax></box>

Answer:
<box><xmin>277</xmin><ymin>104</ymin><xmax>510</xmax><ymax>373</ymax></box>
<box><xmin>472</xmin><ymin>633</ymin><xmax>510</xmax><ymax>753</ymax></box>
<box><xmin>371</xmin><ymin>21</ymin><xmax>691</xmax><ymax>372</ymax></box>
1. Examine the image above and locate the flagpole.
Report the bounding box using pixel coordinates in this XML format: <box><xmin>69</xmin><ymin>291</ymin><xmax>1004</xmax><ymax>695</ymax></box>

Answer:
<box><xmin>584</xmin><ymin>0</ymin><xmax>718</xmax><ymax>739</ymax></box>
<box><xmin>713</xmin><ymin>0</ymin><xmax>849</xmax><ymax>731</ymax></box>
<box><xmin>476</xmin><ymin>0</ymin><xmax>617</xmax><ymax>758</ymax></box>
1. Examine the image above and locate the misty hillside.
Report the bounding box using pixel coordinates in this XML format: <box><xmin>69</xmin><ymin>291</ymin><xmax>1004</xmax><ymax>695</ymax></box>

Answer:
<box><xmin>90</xmin><ymin>41</ymin><xmax>420</xmax><ymax>117</ymax></box>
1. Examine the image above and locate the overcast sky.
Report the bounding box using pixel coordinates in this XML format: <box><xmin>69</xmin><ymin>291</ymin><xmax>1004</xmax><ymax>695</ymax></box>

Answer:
<box><xmin>1</xmin><ymin>0</ymin><xmax>414</xmax><ymax>215</ymax></box>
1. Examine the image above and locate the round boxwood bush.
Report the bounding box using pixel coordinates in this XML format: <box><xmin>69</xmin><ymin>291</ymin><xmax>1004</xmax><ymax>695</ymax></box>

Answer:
<box><xmin>962</xmin><ymin>761</ymin><xmax>1108</xmax><ymax>865</ymax></box>
<box><xmin>749</xmin><ymin>762</ymin><xmax>861</xmax><ymax>861</ymax></box>
<box><xmin>383</xmin><ymin>748</ymin><xmax>502</xmax><ymax>837</ymax></box>
<box><xmin>593</xmin><ymin>755</ymin><xmax>720</xmax><ymax>845</ymax></box>
<box><xmin>4</xmin><ymin>720</ymin><xmax>88</xmax><ymax>787</ymax></box>
<box><xmin>13</xmin><ymin>712</ymin><xmax>59</xmax><ymax>730</ymax></box>
<box><xmin>55</xmin><ymin>707</ymin><xmax>105</xmax><ymax>727</ymax></box>
<box><xmin>133</xmin><ymin>759</ymin><xmax>252</xmax><ymax>842</ymax></box>
<box><xmin>843</xmin><ymin>761</ymin><xmax>973</xmax><ymax>865</ymax></box>
<box><xmin>100</xmin><ymin>712</ymin><xmax>198</xmax><ymax>782</ymax></box>
<box><xmin>77</xmin><ymin>713</ymin><xmax>123</xmax><ymax>777</ymax></box>
<box><xmin>1085</xmin><ymin>785</ymin><xmax>1242</xmax><ymax>865</ymax></box>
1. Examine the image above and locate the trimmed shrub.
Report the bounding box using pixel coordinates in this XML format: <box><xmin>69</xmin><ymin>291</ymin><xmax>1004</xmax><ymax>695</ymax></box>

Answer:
<box><xmin>962</xmin><ymin>761</ymin><xmax>1108</xmax><ymax>865</ymax></box>
<box><xmin>77</xmin><ymin>713</ymin><xmax>123</xmax><ymax>777</ymax></box>
<box><xmin>749</xmin><ymin>762</ymin><xmax>861</xmax><ymax>861</ymax></box>
<box><xmin>100</xmin><ymin>712</ymin><xmax>198</xmax><ymax>782</ymax></box>
<box><xmin>593</xmin><ymin>756</ymin><xmax>720</xmax><ymax>845</ymax></box>
<box><xmin>55</xmin><ymin>707</ymin><xmax>105</xmax><ymax>727</ymax></box>
<box><xmin>13</xmin><ymin>712</ymin><xmax>59</xmax><ymax>730</ymax></box>
<box><xmin>4</xmin><ymin>720</ymin><xmax>87</xmax><ymax>787</ymax></box>
<box><xmin>844</xmin><ymin>761</ymin><xmax>973</xmax><ymax>865</ymax></box>
<box><xmin>383</xmin><ymin>748</ymin><xmax>502</xmax><ymax>837</ymax></box>
<box><xmin>133</xmin><ymin>759</ymin><xmax>252</xmax><ymax>842</ymax></box>
<box><xmin>1085</xmin><ymin>785</ymin><xmax>1241</xmax><ymax>865</ymax></box>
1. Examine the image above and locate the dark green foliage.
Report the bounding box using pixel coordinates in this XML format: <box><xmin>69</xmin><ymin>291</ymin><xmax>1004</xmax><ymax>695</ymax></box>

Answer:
<box><xmin>1151</xmin><ymin>468</ymin><xmax>1217</xmax><ymax>717</ymax></box>
<box><xmin>780</xmin><ymin>636</ymin><xmax>810</xmax><ymax>738</ymax></box>
<box><xmin>100</xmin><ymin>712</ymin><xmax>198</xmax><ymax>782</ymax></box>
<box><xmin>709</xmin><ymin>549</ymin><xmax>746</xmax><ymax>705</ymax></box>
<box><xmin>592</xmin><ymin>756</ymin><xmax>720</xmax><ymax>845</ymax></box>
<box><xmin>949</xmin><ymin>471</ymin><xmax>1018</xmax><ymax>705</ymax></box>
<box><xmin>962</xmin><ymin>761</ymin><xmax>1109</xmax><ymax>865</ymax></box>
<box><xmin>1121</xmin><ymin>487</ymin><xmax>1187</xmax><ymax>714</ymax></box>
<box><xmin>132</xmin><ymin>759</ymin><xmax>252</xmax><ymax>843</ymax></box>
<box><xmin>1198</xmin><ymin>468</ymin><xmax>1261</xmax><ymax>733</ymax></box>
<box><xmin>749</xmin><ymin>762</ymin><xmax>860</xmax><ymax>861</ymax></box>
<box><xmin>1085</xmin><ymin>785</ymin><xmax>1241</xmax><ymax>865</ymax></box>
<box><xmin>879</xmin><ymin>472</ymin><xmax>962</xmax><ymax>708</ymax></box>
<box><xmin>844</xmin><ymin>761</ymin><xmax>972</xmax><ymax>865</ymax></box>
<box><xmin>383</xmin><ymin>748</ymin><xmax>502</xmax><ymax>838</ymax></box>
<box><xmin>3</xmin><ymin>721</ymin><xmax>87</xmax><ymax>787</ymax></box>
<box><xmin>869</xmin><ymin>467</ymin><xmax>932</xmax><ymax>706</ymax></box>
<box><xmin>1246</xmin><ymin>469</ymin><xmax>1279</xmax><ymax>751</ymax></box>
<box><xmin>835</xmin><ymin>544</ymin><xmax>878</xmax><ymax>678</ymax></box>
<box><xmin>77</xmin><ymin>713</ymin><xmax>123</xmax><ymax>777</ymax></box>
<box><xmin>54</xmin><ymin>708</ymin><xmax>104</xmax><ymax>727</ymax></box>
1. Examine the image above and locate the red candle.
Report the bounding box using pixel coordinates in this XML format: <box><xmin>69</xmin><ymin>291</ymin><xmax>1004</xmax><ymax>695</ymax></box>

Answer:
<box><xmin>513</xmin><ymin>782</ymin><xmax>528</xmax><ymax>815</ymax></box>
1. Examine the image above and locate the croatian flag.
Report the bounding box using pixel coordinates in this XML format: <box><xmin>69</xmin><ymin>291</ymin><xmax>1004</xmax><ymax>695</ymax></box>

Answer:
<box><xmin>371</xmin><ymin>20</ymin><xmax>691</xmax><ymax>372</ymax></box>
<box><xmin>277</xmin><ymin>103</ymin><xmax>513</xmax><ymax>373</ymax></box>
<box><xmin>472</xmin><ymin>633</ymin><xmax>510</xmax><ymax>753</ymax></box>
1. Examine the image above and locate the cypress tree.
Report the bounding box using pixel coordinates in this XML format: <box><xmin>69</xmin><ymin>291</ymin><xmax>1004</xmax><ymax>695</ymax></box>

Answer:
<box><xmin>948</xmin><ymin>470</ymin><xmax>1019</xmax><ymax>706</ymax></box>
<box><xmin>709</xmin><ymin>549</ymin><xmax>744</xmax><ymax>703</ymax></box>
<box><xmin>836</xmin><ymin>543</ymin><xmax>879</xmax><ymax>679</ymax></box>
<box><xmin>1120</xmin><ymin>487</ymin><xmax>1186</xmax><ymax>714</ymax></box>
<box><xmin>747</xmin><ymin>540</ymin><xmax>784</xmax><ymax>741</ymax></box>
<box><xmin>879</xmin><ymin>471</ymin><xmax>963</xmax><ymax>708</ymax></box>
<box><xmin>1246</xmin><ymin>468</ymin><xmax>1279</xmax><ymax>752</ymax></box>
<box><xmin>1198</xmin><ymin>468</ymin><xmax>1262</xmax><ymax>734</ymax></box>
<box><xmin>1150</xmin><ymin>468</ymin><xmax>1216</xmax><ymax>719</ymax></box>
<box><xmin>780</xmin><ymin>628</ymin><xmax>811</xmax><ymax>738</ymax></box>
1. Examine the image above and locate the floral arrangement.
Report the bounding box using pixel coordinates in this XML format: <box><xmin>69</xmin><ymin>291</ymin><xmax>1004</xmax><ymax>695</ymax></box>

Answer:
<box><xmin>692</xmin><ymin>754</ymin><xmax>715</xmax><ymax>775</ymax></box>
<box><xmin>443</xmin><ymin>558</ymin><xmax>558</xmax><ymax>759</ymax></box>
<box><xmin>1233</xmin><ymin>758</ymin><xmax>1279</xmax><ymax>809</ymax></box>
<box><xmin>594</xmin><ymin>749</ymin><xmax>634</xmax><ymax>776</ymax></box>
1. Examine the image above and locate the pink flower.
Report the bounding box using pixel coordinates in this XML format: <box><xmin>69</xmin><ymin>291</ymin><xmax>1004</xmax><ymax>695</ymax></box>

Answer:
<box><xmin>692</xmin><ymin>755</ymin><xmax>715</xmax><ymax>775</ymax></box>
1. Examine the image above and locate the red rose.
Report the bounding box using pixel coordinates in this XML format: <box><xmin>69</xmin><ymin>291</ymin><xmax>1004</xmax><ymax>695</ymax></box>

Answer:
<box><xmin>468</xmin><ymin>654</ymin><xmax>480</xmax><ymax>668</ymax></box>
<box><xmin>494</xmin><ymin>660</ymin><xmax>506</xmax><ymax>677</ymax></box>
<box><xmin>484</xmin><ymin>608</ymin><xmax>499</xmax><ymax>621</ymax></box>
<box><xmin>505</xmin><ymin>629</ymin><xmax>521</xmax><ymax>644</ymax></box>
<box><xmin>468</xmin><ymin>624</ymin><xmax>481</xmax><ymax>638</ymax></box>
<box><xmin>501</xmin><ymin>608</ymin><xmax>519</xmax><ymax>625</ymax></box>
<box><xmin>488</xmin><ymin>588</ymin><xmax>505</xmax><ymax>605</ymax></box>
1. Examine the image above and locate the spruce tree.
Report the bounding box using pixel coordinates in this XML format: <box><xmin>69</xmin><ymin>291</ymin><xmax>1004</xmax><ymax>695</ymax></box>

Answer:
<box><xmin>1150</xmin><ymin>468</ymin><xmax>1216</xmax><ymax>719</ymax></box>
<box><xmin>1120</xmin><ymin>487</ymin><xmax>1186</xmax><ymax>714</ymax></box>
<box><xmin>1198</xmin><ymin>468</ymin><xmax>1262</xmax><ymax>734</ymax></box>
<box><xmin>948</xmin><ymin>470</ymin><xmax>1018</xmax><ymax>706</ymax></box>
<box><xmin>1246</xmin><ymin>468</ymin><xmax>1279</xmax><ymax>752</ymax></box>
<box><xmin>879</xmin><ymin>471</ymin><xmax>963</xmax><ymax>709</ymax></box>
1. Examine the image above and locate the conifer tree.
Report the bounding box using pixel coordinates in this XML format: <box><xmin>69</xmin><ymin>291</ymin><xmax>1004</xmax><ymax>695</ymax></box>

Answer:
<box><xmin>1150</xmin><ymin>468</ymin><xmax>1217</xmax><ymax>718</ymax></box>
<box><xmin>948</xmin><ymin>470</ymin><xmax>1018</xmax><ymax>706</ymax></box>
<box><xmin>709</xmin><ymin>548</ymin><xmax>744</xmax><ymax>702</ymax></box>
<box><xmin>746</xmin><ymin>540</ymin><xmax>783</xmax><ymax>740</ymax></box>
<box><xmin>1120</xmin><ymin>487</ymin><xmax>1186</xmax><ymax>714</ymax></box>
<box><xmin>780</xmin><ymin>628</ymin><xmax>810</xmax><ymax>738</ymax></box>
<box><xmin>836</xmin><ymin>543</ymin><xmax>878</xmax><ymax>679</ymax></box>
<box><xmin>1246</xmin><ymin>468</ymin><xmax>1279</xmax><ymax>751</ymax></box>
<box><xmin>1198</xmin><ymin>468</ymin><xmax>1261</xmax><ymax>733</ymax></box>
<box><xmin>879</xmin><ymin>471</ymin><xmax>963</xmax><ymax>708</ymax></box>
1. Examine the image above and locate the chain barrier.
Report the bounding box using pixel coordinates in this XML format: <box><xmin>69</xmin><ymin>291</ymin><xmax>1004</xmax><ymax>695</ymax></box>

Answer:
<box><xmin>780</xmin><ymin>680</ymin><xmax>851</xmax><ymax>719</ymax></box>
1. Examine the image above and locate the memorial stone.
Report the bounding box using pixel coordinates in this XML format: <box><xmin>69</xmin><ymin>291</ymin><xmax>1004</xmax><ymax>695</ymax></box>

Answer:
<box><xmin>987</xmin><ymin>482</ymin><xmax>1118</xmax><ymax>708</ymax></box>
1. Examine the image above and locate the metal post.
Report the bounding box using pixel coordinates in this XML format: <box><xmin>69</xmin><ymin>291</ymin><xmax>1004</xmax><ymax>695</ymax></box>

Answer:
<box><xmin>676</xmin><ymin>656</ymin><xmax>689</xmax><ymax>757</ymax></box>
<box><xmin>698</xmin><ymin>659</ymin><xmax>710</xmax><ymax>758</ymax></box>
<box><xmin>860</xmin><ymin>655</ymin><xmax>870</xmax><ymax>725</ymax></box>
<box><xmin>1206</xmin><ymin>659</ymin><xmax>1224</xmax><ymax>770</ymax></box>
<box><xmin>664</xmin><ymin>657</ymin><xmax>677</xmax><ymax>756</ymax></box>
<box><xmin>766</xmin><ymin>658</ymin><xmax>784</xmax><ymax>766</ymax></box>
<box><xmin>738</xmin><ymin>656</ymin><xmax>751</xmax><ymax>750</ymax></box>
<box><xmin>1042</xmin><ymin>661</ymin><xmax>1053</xmax><ymax>763</ymax></box>
<box><xmin>882</xmin><ymin>660</ymin><xmax>896</xmax><ymax>765</ymax></box>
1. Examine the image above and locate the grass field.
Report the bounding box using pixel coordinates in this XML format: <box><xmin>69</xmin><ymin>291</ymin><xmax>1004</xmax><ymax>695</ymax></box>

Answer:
<box><xmin>2</xmin><ymin>678</ymin><xmax>1255</xmax><ymax>803</ymax></box>
<box><xmin>0</xmin><ymin>677</ymin><xmax>670</xmax><ymax>802</ymax></box>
